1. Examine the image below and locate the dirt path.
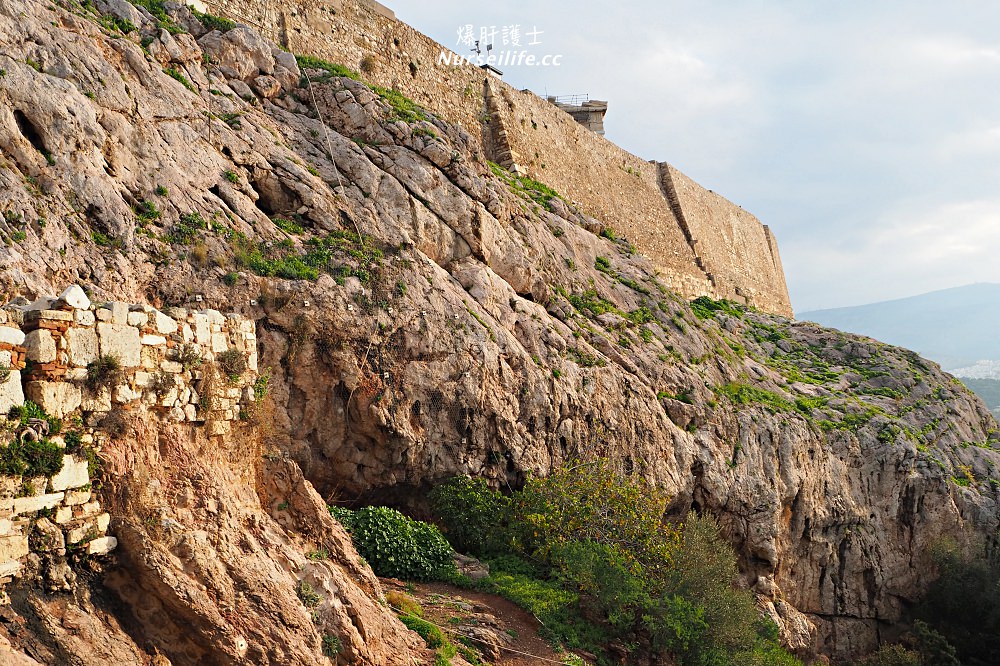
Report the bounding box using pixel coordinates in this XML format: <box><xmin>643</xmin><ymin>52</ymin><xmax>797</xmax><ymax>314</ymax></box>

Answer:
<box><xmin>381</xmin><ymin>578</ymin><xmax>581</xmax><ymax>665</ymax></box>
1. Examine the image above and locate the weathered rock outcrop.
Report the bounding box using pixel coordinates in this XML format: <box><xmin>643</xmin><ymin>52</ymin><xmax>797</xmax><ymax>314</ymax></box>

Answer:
<box><xmin>0</xmin><ymin>1</ymin><xmax>997</xmax><ymax>663</ymax></box>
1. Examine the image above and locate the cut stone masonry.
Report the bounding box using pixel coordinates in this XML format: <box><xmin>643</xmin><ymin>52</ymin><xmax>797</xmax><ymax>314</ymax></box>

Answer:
<box><xmin>0</xmin><ymin>285</ymin><xmax>260</xmax><ymax>592</ymax></box>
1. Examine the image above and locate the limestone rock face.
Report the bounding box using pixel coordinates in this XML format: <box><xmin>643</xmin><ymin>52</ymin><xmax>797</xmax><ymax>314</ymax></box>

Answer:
<box><xmin>0</xmin><ymin>1</ymin><xmax>997</xmax><ymax>664</ymax></box>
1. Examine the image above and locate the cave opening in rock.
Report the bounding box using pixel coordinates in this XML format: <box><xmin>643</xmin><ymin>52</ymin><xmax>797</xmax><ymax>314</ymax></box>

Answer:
<box><xmin>14</xmin><ymin>109</ymin><xmax>50</xmax><ymax>162</ymax></box>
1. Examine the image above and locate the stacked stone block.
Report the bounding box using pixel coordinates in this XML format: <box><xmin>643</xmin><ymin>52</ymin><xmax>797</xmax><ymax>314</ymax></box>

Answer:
<box><xmin>7</xmin><ymin>287</ymin><xmax>259</xmax><ymax>427</ymax></box>
<box><xmin>0</xmin><ymin>285</ymin><xmax>260</xmax><ymax>590</ymax></box>
<box><xmin>0</xmin><ymin>450</ymin><xmax>113</xmax><ymax>583</ymax></box>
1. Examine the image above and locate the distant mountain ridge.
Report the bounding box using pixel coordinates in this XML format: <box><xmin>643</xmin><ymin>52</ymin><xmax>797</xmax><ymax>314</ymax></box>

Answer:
<box><xmin>800</xmin><ymin>283</ymin><xmax>1000</xmax><ymax>371</ymax></box>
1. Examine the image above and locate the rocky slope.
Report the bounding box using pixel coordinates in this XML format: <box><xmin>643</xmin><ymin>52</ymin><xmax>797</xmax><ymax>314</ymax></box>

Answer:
<box><xmin>1</xmin><ymin>1</ymin><xmax>999</xmax><ymax>663</ymax></box>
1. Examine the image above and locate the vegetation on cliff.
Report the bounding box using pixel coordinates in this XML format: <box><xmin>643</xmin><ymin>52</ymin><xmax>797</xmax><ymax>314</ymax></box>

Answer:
<box><xmin>335</xmin><ymin>461</ymin><xmax>801</xmax><ymax>664</ymax></box>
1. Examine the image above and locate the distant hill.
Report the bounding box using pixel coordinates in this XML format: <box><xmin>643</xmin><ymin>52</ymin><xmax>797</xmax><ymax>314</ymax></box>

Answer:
<box><xmin>959</xmin><ymin>378</ymin><xmax>1000</xmax><ymax>418</ymax></box>
<box><xmin>800</xmin><ymin>283</ymin><xmax>1000</xmax><ymax>371</ymax></box>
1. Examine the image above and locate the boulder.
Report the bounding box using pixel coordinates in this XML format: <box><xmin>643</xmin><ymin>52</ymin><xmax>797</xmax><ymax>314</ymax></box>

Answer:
<box><xmin>57</xmin><ymin>284</ymin><xmax>91</xmax><ymax>310</ymax></box>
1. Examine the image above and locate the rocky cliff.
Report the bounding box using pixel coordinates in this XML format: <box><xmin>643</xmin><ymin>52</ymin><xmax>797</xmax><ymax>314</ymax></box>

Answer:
<box><xmin>0</xmin><ymin>1</ymin><xmax>997</xmax><ymax>664</ymax></box>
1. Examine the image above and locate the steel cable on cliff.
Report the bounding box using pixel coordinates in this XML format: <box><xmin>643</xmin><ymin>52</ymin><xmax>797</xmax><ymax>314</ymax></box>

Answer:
<box><xmin>199</xmin><ymin>2</ymin><xmax>350</xmax><ymax>201</ymax></box>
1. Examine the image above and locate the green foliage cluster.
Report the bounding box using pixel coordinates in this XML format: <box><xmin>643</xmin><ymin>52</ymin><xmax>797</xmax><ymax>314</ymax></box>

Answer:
<box><xmin>332</xmin><ymin>505</ymin><xmax>455</xmax><ymax>581</ymax></box>
<box><xmin>169</xmin><ymin>212</ymin><xmax>207</xmax><ymax>245</ymax></box>
<box><xmin>231</xmin><ymin>229</ymin><xmax>384</xmax><ymax>283</ymax></box>
<box><xmin>716</xmin><ymin>382</ymin><xmax>794</xmax><ymax>413</ymax></box>
<box><xmin>217</xmin><ymin>348</ymin><xmax>246</xmax><ymax>381</ymax></box>
<box><xmin>9</xmin><ymin>401</ymin><xmax>61</xmax><ymax>436</ymax></box>
<box><xmin>135</xmin><ymin>199</ymin><xmax>161</xmax><ymax>224</ymax></box>
<box><xmin>91</xmin><ymin>231</ymin><xmax>121</xmax><ymax>248</ymax></box>
<box><xmin>488</xmin><ymin>161</ymin><xmax>565</xmax><ymax>212</ymax></box>
<box><xmin>131</xmin><ymin>0</ymin><xmax>184</xmax><ymax>34</ymax></box>
<box><xmin>430</xmin><ymin>462</ymin><xmax>799</xmax><ymax>664</ymax></box>
<box><xmin>566</xmin><ymin>347</ymin><xmax>606</xmax><ymax>368</ymax></box>
<box><xmin>691</xmin><ymin>296</ymin><xmax>746</xmax><ymax>320</ymax></box>
<box><xmin>191</xmin><ymin>9</ymin><xmax>236</xmax><ymax>32</ymax></box>
<box><xmin>555</xmin><ymin>286</ymin><xmax>620</xmax><ymax>318</ymax></box>
<box><xmin>0</xmin><ymin>438</ymin><xmax>64</xmax><ymax>478</ymax></box>
<box><xmin>163</xmin><ymin>66</ymin><xmax>194</xmax><ymax>91</ymax></box>
<box><xmin>99</xmin><ymin>14</ymin><xmax>136</xmax><ymax>34</ymax></box>
<box><xmin>2</xmin><ymin>402</ymin><xmax>65</xmax><ymax>478</ymax></box>
<box><xmin>428</xmin><ymin>476</ymin><xmax>511</xmax><ymax>554</ymax></box>
<box><xmin>86</xmin><ymin>354</ymin><xmax>123</xmax><ymax>390</ymax></box>
<box><xmin>272</xmin><ymin>216</ymin><xmax>304</xmax><ymax>235</ymax></box>
<box><xmin>371</xmin><ymin>86</ymin><xmax>429</xmax><ymax>123</ymax></box>
<box><xmin>295</xmin><ymin>55</ymin><xmax>362</xmax><ymax>82</ymax></box>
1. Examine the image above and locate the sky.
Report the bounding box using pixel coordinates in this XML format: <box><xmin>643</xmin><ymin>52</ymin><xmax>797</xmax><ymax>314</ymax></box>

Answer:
<box><xmin>386</xmin><ymin>0</ymin><xmax>1000</xmax><ymax>311</ymax></box>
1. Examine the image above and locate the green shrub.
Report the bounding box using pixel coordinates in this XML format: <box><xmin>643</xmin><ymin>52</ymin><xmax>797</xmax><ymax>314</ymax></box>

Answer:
<box><xmin>856</xmin><ymin>644</ymin><xmax>922</xmax><ymax>666</ymax></box>
<box><xmin>91</xmin><ymin>231</ymin><xmax>121</xmax><ymax>248</ymax></box>
<box><xmin>131</xmin><ymin>0</ymin><xmax>184</xmax><ymax>33</ymax></box>
<box><xmin>666</xmin><ymin>513</ymin><xmax>764</xmax><ymax>660</ymax></box>
<box><xmin>338</xmin><ymin>506</ymin><xmax>455</xmax><ymax>581</ymax></box>
<box><xmin>21</xmin><ymin>439</ymin><xmax>64</xmax><ymax>477</ymax></box>
<box><xmin>163</xmin><ymin>66</ymin><xmax>194</xmax><ymax>91</ymax></box>
<box><xmin>0</xmin><ymin>439</ymin><xmax>65</xmax><ymax>478</ymax></box>
<box><xmin>371</xmin><ymin>86</ymin><xmax>428</xmax><ymax>123</ymax></box>
<box><xmin>295</xmin><ymin>55</ymin><xmax>361</xmax><ymax>82</ymax></box>
<box><xmin>169</xmin><ymin>212</ymin><xmax>206</xmax><ymax>245</ymax></box>
<box><xmin>915</xmin><ymin>542</ymin><xmax>996</xmax><ymax>664</ymax></box>
<box><xmin>217</xmin><ymin>348</ymin><xmax>246</xmax><ymax>381</ymax></box>
<box><xmin>296</xmin><ymin>580</ymin><xmax>321</xmax><ymax>608</ymax></box>
<box><xmin>86</xmin><ymin>354</ymin><xmax>123</xmax><ymax>390</ymax></box>
<box><xmin>433</xmin><ymin>462</ymin><xmax>801</xmax><ymax>664</ymax></box>
<box><xmin>399</xmin><ymin>615</ymin><xmax>445</xmax><ymax>648</ymax></box>
<box><xmin>321</xmin><ymin>634</ymin><xmax>342</xmax><ymax>657</ymax></box>
<box><xmin>192</xmin><ymin>9</ymin><xmax>236</xmax><ymax>32</ymax></box>
<box><xmin>690</xmin><ymin>296</ymin><xmax>746</xmax><ymax>320</ymax></box>
<box><xmin>135</xmin><ymin>199</ymin><xmax>161</xmax><ymax>223</ymax></box>
<box><xmin>429</xmin><ymin>476</ymin><xmax>511</xmax><ymax>554</ymax></box>
<box><xmin>513</xmin><ymin>460</ymin><xmax>679</xmax><ymax>575</ymax></box>
<box><xmin>272</xmin><ymin>216</ymin><xmax>304</xmax><ymax>234</ymax></box>
<box><xmin>717</xmin><ymin>382</ymin><xmax>793</xmax><ymax>413</ymax></box>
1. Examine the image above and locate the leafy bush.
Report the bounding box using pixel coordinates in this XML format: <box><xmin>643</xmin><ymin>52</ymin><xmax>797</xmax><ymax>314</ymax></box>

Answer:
<box><xmin>432</xmin><ymin>461</ymin><xmax>800</xmax><ymax>664</ymax></box>
<box><xmin>337</xmin><ymin>506</ymin><xmax>455</xmax><ymax>581</ymax></box>
<box><xmin>371</xmin><ymin>86</ymin><xmax>428</xmax><ymax>123</ymax></box>
<box><xmin>487</xmin><ymin>161</ymin><xmax>564</xmax><ymax>212</ymax></box>
<box><xmin>321</xmin><ymin>634</ymin><xmax>342</xmax><ymax>657</ymax></box>
<box><xmin>192</xmin><ymin>9</ymin><xmax>236</xmax><ymax>32</ymax></box>
<box><xmin>717</xmin><ymin>382</ymin><xmax>793</xmax><ymax>413</ymax></box>
<box><xmin>0</xmin><ymin>438</ymin><xmax>65</xmax><ymax>478</ymax></box>
<box><xmin>429</xmin><ymin>476</ymin><xmax>511</xmax><ymax>554</ymax></box>
<box><xmin>399</xmin><ymin>615</ymin><xmax>446</xmax><ymax>648</ymax></box>
<box><xmin>163</xmin><ymin>66</ymin><xmax>194</xmax><ymax>91</ymax></box>
<box><xmin>169</xmin><ymin>212</ymin><xmax>206</xmax><ymax>245</ymax></box>
<box><xmin>130</xmin><ymin>0</ymin><xmax>183</xmax><ymax>33</ymax></box>
<box><xmin>296</xmin><ymin>580</ymin><xmax>321</xmax><ymax>607</ymax></box>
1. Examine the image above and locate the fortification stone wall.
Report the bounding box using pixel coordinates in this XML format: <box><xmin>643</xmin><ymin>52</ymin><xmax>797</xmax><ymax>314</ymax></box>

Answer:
<box><xmin>0</xmin><ymin>285</ymin><xmax>259</xmax><ymax>591</ymax></box>
<box><xmin>660</xmin><ymin>165</ymin><xmax>792</xmax><ymax>316</ymax></box>
<box><xmin>199</xmin><ymin>0</ymin><xmax>793</xmax><ymax>316</ymax></box>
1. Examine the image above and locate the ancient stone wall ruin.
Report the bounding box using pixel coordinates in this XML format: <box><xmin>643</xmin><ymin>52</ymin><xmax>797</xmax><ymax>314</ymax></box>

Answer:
<box><xmin>198</xmin><ymin>0</ymin><xmax>794</xmax><ymax>317</ymax></box>
<box><xmin>0</xmin><ymin>285</ymin><xmax>259</xmax><ymax>590</ymax></box>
